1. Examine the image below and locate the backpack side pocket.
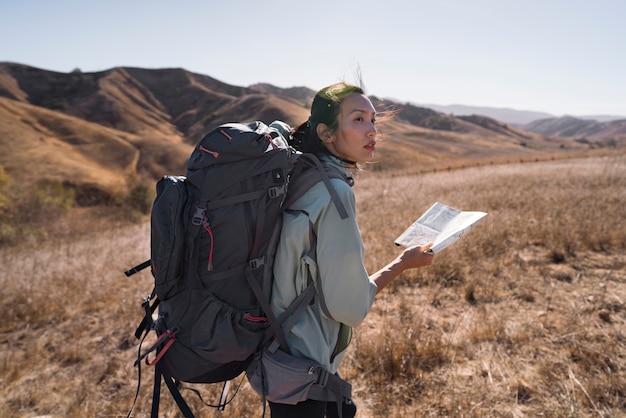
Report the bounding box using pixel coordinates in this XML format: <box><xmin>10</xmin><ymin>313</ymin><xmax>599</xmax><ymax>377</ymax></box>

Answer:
<box><xmin>151</xmin><ymin>176</ymin><xmax>188</xmax><ymax>300</ymax></box>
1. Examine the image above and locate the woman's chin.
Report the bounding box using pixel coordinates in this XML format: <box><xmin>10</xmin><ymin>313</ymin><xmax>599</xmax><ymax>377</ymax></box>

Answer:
<box><xmin>361</xmin><ymin>151</ymin><xmax>375</xmax><ymax>163</ymax></box>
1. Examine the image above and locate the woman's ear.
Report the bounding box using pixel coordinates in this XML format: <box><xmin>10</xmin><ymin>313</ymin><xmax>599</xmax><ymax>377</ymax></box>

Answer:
<box><xmin>316</xmin><ymin>123</ymin><xmax>334</xmax><ymax>143</ymax></box>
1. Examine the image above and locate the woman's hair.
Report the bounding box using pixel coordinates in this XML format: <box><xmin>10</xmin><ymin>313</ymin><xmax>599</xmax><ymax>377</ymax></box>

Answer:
<box><xmin>290</xmin><ymin>82</ymin><xmax>365</xmax><ymax>155</ymax></box>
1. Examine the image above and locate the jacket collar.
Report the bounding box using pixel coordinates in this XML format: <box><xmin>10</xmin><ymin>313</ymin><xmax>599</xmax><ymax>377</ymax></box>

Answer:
<box><xmin>320</xmin><ymin>153</ymin><xmax>355</xmax><ymax>187</ymax></box>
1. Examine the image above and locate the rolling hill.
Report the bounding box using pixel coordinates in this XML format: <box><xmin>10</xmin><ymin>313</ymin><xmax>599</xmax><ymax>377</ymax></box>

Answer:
<box><xmin>415</xmin><ymin>103</ymin><xmax>554</xmax><ymax>125</ymax></box>
<box><xmin>0</xmin><ymin>62</ymin><xmax>613</xmax><ymax>202</ymax></box>
<box><xmin>523</xmin><ymin>116</ymin><xmax>626</xmax><ymax>144</ymax></box>
<box><xmin>416</xmin><ymin>103</ymin><xmax>626</xmax><ymax>125</ymax></box>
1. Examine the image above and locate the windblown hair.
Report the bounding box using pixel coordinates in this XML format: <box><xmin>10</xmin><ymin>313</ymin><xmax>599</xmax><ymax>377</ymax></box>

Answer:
<box><xmin>290</xmin><ymin>82</ymin><xmax>365</xmax><ymax>156</ymax></box>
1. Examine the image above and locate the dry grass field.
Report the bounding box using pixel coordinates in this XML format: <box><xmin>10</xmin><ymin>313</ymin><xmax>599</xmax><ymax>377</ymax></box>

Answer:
<box><xmin>1</xmin><ymin>154</ymin><xmax>625</xmax><ymax>417</ymax></box>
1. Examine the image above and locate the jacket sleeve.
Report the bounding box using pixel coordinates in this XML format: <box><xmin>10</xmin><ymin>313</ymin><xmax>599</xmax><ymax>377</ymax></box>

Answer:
<box><xmin>313</xmin><ymin>179</ymin><xmax>378</xmax><ymax>327</ymax></box>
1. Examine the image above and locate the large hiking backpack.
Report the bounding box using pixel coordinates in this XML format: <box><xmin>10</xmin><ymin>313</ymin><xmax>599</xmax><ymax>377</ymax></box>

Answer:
<box><xmin>125</xmin><ymin>121</ymin><xmax>350</xmax><ymax>417</ymax></box>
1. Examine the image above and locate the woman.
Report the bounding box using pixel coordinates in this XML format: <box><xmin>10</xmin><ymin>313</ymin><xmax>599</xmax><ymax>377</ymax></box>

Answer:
<box><xmin>269</xmin><ymin>82</ymin><xmax>434</xmax><ymax>417</ymax></box>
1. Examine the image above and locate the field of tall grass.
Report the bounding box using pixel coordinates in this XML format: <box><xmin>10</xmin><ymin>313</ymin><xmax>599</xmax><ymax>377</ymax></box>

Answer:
<box><xmin>1</xmin><ymin>154</ymin><xmax>624</xmax><ymax>417</ymax></box>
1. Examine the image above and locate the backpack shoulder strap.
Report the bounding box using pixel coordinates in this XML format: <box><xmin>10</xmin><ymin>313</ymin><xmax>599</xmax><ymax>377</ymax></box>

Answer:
<box><xmin>263</xmin><ymin>154</ymin><xmax>352</xmax><ymax>352</ymax></box>
<box><xmin>285</xmin><ymin>153</ymin><xmax>350</xmax><ymax>220</ymax></box>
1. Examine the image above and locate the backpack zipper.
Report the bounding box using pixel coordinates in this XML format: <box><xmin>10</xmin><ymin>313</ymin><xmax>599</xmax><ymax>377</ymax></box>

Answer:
<box><xmin>202</xmin><ymin>216</ymin><xmax>215</xmax><ymax>271</ymax></box>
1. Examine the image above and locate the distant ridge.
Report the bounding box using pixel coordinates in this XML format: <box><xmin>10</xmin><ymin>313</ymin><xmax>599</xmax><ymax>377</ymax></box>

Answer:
<box><xmin>416</xmin><ymin>103</ymin><xmax>626</xmax><ymax>126</ymax></box>
<box><xmin>0</xmin><ymin>62</ymin><xmax>617</xmax><ymax>198</ymax></box>
<box><xmin>418</xmin><ymin>103</ymin><xmax>551</xmax><ymax>125</ymax></box>
<box><xmin>523</xmin><ymin>116</ymin><xmax>626</xmax><ymax>141</ymax></box>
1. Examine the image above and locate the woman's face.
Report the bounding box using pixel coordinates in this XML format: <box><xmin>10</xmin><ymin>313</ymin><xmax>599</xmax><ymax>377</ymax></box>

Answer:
<box><xmin>320</xmin><ymin>93</ymin><xmax>377</xmax><ymax>163</ymax></box>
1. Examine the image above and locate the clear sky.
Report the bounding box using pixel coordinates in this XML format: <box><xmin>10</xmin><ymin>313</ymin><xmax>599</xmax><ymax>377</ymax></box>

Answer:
<box><xmin>1</xmin><ymin>0</ymin><xmax>625</xmax><ymax>117</ymax></box>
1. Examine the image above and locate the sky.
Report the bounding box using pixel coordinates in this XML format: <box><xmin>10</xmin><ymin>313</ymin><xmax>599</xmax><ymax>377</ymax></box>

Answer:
<box><xmin>1</xmin><ymin>0</ymin><xmax>625</xmax><ymax>117</ymax></box>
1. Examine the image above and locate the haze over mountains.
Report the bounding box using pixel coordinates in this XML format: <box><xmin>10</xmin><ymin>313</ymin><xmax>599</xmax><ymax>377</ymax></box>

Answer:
<box><xmin>0</xmin><ymin>62</ymin><xmax>623</xmax><ymax>200</ymax></box>
<box><xmin>416</xmin><ymin>103</ymin><xmax>626</xmax><ymax>126</ymax></box>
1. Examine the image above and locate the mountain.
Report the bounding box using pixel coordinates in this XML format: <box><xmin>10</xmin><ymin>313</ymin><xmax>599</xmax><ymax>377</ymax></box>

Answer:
<box><xmin>523</xmin><ymin>116</ymin><xmax>626</xmax><ymax>144</ymax></box>
<box><xmin>417</xmin><ymin>103</ymin><xmax>553</xmax><ymax>125</ymax></box>
<box><xmin>0</xmin><ymin>63</ymin><xmax>310</xmax><ymax>142</ymax></box>
<box><xmin>578</xmin><ymin>114</ymin><xmax>626</xmax><ymax>123</ymax></box>
<box><xmin>249</xmin><ymin>83</ymin><xmax>314</xmax><ymax>106</ymax></box>
<box><xmin>0</xmin><ymin>62</ymin><xmax>603</xmax><ymax>203</ymax></box>
<box><xmin>390</xmin><ymin>104</ymin><xmax>533</xmax><ymax>139</ymax></box>
<box><xmin>417</xmin><ymin>103</ymin><xmax>626</xmax><ymax>126</ymax></box>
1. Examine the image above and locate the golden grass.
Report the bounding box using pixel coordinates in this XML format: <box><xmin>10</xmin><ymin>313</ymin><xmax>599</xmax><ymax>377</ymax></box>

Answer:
<box><xmin>0</xmin><ymin>155</ymin><xmax>624</xmax><ymax>417</ymax></box>
<box><xmin>0</xmin><ymin>96</ymin><xmax>193</xmax><ymax>194</ymax></box>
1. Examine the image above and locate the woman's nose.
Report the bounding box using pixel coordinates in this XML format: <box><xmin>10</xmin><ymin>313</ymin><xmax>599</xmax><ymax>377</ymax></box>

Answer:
<box><xmin>368</xmin><ymin>122</ymin><xmax>377</xmax><ymax>137</ymax></box>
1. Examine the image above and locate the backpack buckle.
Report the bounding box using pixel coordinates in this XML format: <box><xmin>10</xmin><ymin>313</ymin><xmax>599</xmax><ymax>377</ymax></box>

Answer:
<box><xmin>192</xmin><ymin>207</ymin><xmax>206</xmax><ymax>226</ymax></box>
<box><xmin>315</xmin><ymin>367</ymin><xmax>329</xmax><ymax>386</ymax></box>
<box><xmin>268</xmin><ymin>185</ymin><xmax>286</xmax><ymax>199</ymax></box>
<box><xmin>249</xmin><ymin>256</ymin><xmax>265</xmax><ymax>270</ymax></box>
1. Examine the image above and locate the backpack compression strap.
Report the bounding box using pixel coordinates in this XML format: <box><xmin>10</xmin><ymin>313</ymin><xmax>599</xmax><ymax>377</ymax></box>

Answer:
<box><xmin>246</xmin><ymin>260</ymin><xmax>316</xmax><ymax>353</ymax></box>
<box><xmin>285</xmin><ymin>153</ymin><xmax>350</xmax><ymax>220</ymax></box>
<box><xmin>151</xmin><ymin>364</ymin><xmax>195</xmax><ymax>418</ymax></box>
<box><xmin>248</xmin><ymin>153</ymin><xmax>352</xmax><ymax>352</ymax></box>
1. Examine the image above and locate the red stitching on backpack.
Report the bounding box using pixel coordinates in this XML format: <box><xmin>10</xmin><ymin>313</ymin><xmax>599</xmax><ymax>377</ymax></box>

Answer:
<box><xmin>199</xmin><ymin>145</ymin><xmax>219</xmax><ymax>158</ymax></box>
<box><xmin>220</xmin><ymin>129</ymin><xmax>232</xmax><ymax>140</ymax></box>
<box><xmin>204</xmin><ymin>220</ymin><xmax>214</xmax><ymax>271</ymax></box>
<box><xmin>245</xmin><ymin>314</ymin><xmax>269</xmax><ymax>322</ymax></box>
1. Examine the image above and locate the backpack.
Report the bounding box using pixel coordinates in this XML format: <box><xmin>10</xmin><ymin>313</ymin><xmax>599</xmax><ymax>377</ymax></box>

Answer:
<box><xmin>124</xmin><ymin>120</ymin><xmax>351</xmax><ymax>417</ymax></box>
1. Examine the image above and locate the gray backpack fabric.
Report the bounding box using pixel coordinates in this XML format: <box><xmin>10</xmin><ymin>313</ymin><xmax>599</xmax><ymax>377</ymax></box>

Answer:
<box><xmin>125</xmin><ymin>121</ymin><xmax>350</xmax><ymax>417</ymax></box>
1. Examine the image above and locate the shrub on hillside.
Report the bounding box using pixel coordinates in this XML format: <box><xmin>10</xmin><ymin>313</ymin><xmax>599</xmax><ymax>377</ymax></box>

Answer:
<box><xmin>0</xmin><ymin>166</ymin><xmax>8</xmax><ymax>211</ymax></box>
<box><xmin>0</xmin><ymin>175</ymin><xmax>156</xmax><ymax>246</ymax></box>
<box><xmin>125</xmin><ymin>183</ymin><xmax>152</xmax><ymax>215</ymax></box>
<box><xmin>0</xmin><ymin>178</ymin><xmax>75</xmax><ymax>245</ymax></box>
<box><xmin>68</xmin><ymin>182</ymin><xmax>115</xmax><ymax>207</ymax></box>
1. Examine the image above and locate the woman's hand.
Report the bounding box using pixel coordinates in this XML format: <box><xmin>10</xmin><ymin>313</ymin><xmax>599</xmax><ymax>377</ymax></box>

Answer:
<box><xmin>371</xmin><ymin>243</ymin><xmax>434</xmax><ymax>293</ymax></box>
<box><xmin>398</xmin><ymin>243</ymin><xmax>434</xmax><ymax>270</ymax></box>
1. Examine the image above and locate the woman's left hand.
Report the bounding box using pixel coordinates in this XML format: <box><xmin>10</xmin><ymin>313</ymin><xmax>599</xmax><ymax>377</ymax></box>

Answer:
<box><xmin>398</xmin><ymin>243</ymin><xmax>434</xmax><ymax>269</ymax></box>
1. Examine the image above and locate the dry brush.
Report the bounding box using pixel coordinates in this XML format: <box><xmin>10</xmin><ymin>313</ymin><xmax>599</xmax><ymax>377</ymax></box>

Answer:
<box><xmin>0</xmin><ymin>155</ymin><xmax>624</xmax><ymax>417</ymax></box>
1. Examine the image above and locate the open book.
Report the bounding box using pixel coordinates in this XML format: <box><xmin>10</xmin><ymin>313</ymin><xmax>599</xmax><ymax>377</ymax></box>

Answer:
<box><xmin>395</xmin><ymin>202</ymin><xmax>487</xmax><ymax>254</ymax></box>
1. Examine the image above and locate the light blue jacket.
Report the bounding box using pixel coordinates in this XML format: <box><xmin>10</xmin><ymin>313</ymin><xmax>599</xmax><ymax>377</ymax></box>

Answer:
<box><xmin>271</xmin><ymin>153</ymin><xmax>378</xmax><ymax>373</ymax></box>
